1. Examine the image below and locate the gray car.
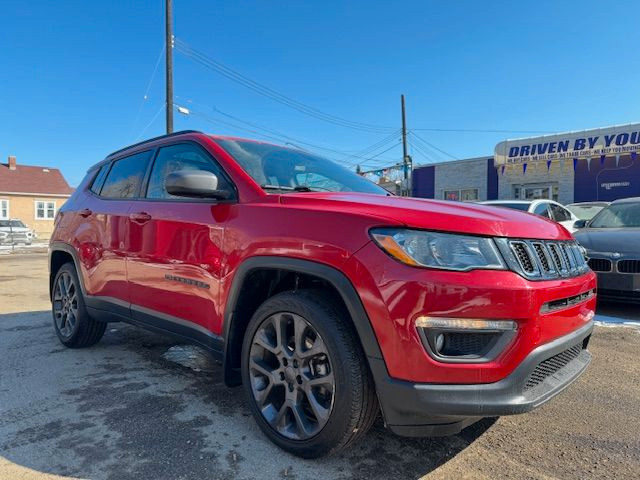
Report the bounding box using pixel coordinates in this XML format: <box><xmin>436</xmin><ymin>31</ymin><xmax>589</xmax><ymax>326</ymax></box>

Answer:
<box><xmin>574</xmin><ymin>197</ymin><xmax>640</xmax><ymax>302</ymax></box>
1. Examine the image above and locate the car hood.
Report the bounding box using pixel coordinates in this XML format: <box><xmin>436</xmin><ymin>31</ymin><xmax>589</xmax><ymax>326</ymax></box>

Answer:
<box><xmin>0</xmin><ymin>227</ymin><xmax>30</xmax><ymax>233</ymax></box>
<box><xmin>574</xmin><ymin>228</ymin><xmax>640</xmax><ymax>254</ymax></box>
<box><xmin>279</xmin><ymin>193</ymin><xmax>571</xmax><ymax>240</ymax></box>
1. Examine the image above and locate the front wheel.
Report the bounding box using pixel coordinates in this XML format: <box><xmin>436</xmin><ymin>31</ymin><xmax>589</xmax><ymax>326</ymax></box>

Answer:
<box><xmin>241</xmin><ymin>290</ymin><xmax>378</xmax><ymax>458</ymax></box>
<box><xmin>52</xmin><ymin>262</ymin><xmax>106</xmax><ymax>348</ymax></box>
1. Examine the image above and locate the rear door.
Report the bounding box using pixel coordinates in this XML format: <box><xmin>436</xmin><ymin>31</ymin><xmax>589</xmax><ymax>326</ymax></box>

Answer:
<box><xmin>126</xmin><ymin>142</ymin><xmax>236</xmax><ymax>346</ymax></box>
<box><xmin>77</xmin><ymin>150</ymin><xmax>153</xmax><ymax>310</ymax></box>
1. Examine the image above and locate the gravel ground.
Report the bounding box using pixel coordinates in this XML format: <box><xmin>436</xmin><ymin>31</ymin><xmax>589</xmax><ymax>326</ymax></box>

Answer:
<box><xmin>0</xmin><ymin>253</ymin><xmax>639</xmax><ymax>479</ymax></box>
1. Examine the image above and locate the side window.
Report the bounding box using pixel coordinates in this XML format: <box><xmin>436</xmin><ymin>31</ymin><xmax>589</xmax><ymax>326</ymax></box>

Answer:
<box><xmin>533</xmin><ymin>203</ymin><xmax>551</xmax><ymax>219</ymax></box>
<box><xmin>550</xmin><ymin>204</ymin><xmax>571</xmax><ymax>222</ymax></box>
<box><xmin>89</xmin><ymin>164</ymin><xmax>110</xmax><ymax>195</ymax></box>
<box><xmin>146</xmin><ymin>143</ymin><xmax>232</xmax><ymax>199</ymax></box>
<box><xmin>100</xmin><ymin>151</ymin><xmax>152</xmax><ymax>199</ymax></box>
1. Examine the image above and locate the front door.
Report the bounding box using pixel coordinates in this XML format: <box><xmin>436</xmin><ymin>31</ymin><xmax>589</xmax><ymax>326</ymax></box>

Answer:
<box><xmin>127</xmin><ymin>142</ymin><xmax>235</xmax><ymax>348</ymax></box>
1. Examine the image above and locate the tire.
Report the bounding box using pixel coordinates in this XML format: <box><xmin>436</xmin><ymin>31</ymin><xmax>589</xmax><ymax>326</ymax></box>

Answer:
<box><xmin>51</xmin><ymin>262</ymin><xmax>106</xmax><ymax>348</ymax></box>
<box><xmin>241</xmin><ymin>289</ymin><xmax>378</xmax><ymax>458</ymax></box>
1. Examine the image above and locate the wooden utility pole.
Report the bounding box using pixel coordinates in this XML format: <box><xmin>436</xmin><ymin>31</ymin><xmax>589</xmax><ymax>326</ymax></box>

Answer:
<box><xmin>165</xmin><ymin>0</ymin><xmax>174</xmax><ymax>133</ymax></box>
<box><xmin>401</xmin><ymin>94</ymin><xmax>411</xmax><ymax>196</ymax></box>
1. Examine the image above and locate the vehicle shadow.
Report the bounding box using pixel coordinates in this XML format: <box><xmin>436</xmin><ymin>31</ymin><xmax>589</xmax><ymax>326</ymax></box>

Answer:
<box><xmin>0</xmin><ymin>310</ymin><xmax>497</xmax><ymax>480</ymax></box>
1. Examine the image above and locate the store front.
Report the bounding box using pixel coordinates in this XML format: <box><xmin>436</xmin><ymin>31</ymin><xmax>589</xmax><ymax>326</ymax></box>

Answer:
<box><xmin>412</xmin><ymin>123</ymin><xmax>640</xmax><ymax>204</ymax></box>
<box><xmin>495</xmin><ymin>123</ymin><xmax>640</xmax><ymax>203</ymax></box>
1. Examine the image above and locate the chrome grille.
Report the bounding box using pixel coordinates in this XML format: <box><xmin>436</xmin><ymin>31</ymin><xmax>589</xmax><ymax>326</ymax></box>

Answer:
<box><xmin>510</xmin><ymin>242</ymin><xmax>535</xmax><ymax>273</ymax></box>
<box><xmin>532</xmin><ymin>242</ymin><xmax>553</xmax><ymax>273</ymax></box>
<box><xmin>501</xmin><ymin>240</ymin><xmax>589</xmax><ymax>280</ymax></box>
<box><xmin>588</xmin><ymin>258</ymin><xmax>612</xmax><ymax>272</ymax></box>
<box><xmin>549</xmin><ymin>243</ymin><xmax>568</xmax><ymax>274</ymax></box>
<box><xmin>617</xmin><ymin>259</ymin><xmax>640</xmax><ymax>274</ymax></box>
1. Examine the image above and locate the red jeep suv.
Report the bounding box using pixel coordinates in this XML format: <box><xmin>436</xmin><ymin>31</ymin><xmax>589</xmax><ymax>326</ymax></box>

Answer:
<box><xmin>49</xmin><ymin>131</ymin><xmax>596</xmax><ymax>458</ymax></box>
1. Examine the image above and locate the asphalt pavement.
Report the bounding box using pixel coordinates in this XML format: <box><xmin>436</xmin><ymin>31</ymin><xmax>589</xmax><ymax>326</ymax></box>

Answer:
<box><xmin>1</xmin><ymin>253</ymin><xmax>639</xmax><ymax>479</ymax></box>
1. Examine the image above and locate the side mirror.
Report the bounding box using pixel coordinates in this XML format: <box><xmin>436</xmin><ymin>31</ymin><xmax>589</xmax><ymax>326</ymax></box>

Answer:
<box><xmin>165</xmin><ymin>170</ymin><xmax>231</xmax><ymax>200</ymax></box>
<box><xmin>573</xmin><ymin>219</ymin><xmax>588</xmax><ymax>229</ymax></box>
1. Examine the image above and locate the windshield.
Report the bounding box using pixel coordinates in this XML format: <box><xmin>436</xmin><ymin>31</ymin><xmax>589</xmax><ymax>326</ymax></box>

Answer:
<box><xmin>589</xmin><ymin>202</ymin><xmax>640</xmax><ymax>228</ymax></box>
<box><xmin>0</xmin><ymin>220</ymin><xmax>26</xmax><ymax>228</ymax></box>
<box><xmin>566</xmin><ymin>204</ymin><xmax>606</xmax><ymax>220</ymax></box>
<box><xmin>486</xmin><ymin>202</ymin><xmax>531</xmax><ymax>211</ymax></box>
<box><xmin>215</xmin><ymin>139</ymin><xmax>389</xmax><ymax>195</ymax></box>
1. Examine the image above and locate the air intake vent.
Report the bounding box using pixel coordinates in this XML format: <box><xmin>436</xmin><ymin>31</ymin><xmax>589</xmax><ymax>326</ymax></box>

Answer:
<box><xmin>525</xmin><ymin>343</ymin><xmax>583</xmax><ymax>390</ymax></box>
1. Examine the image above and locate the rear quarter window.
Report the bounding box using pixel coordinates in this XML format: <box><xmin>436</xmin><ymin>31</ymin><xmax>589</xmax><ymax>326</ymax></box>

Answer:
<box><xmin>100</xmin><ymin>151</ymin><xmax>152</xmax><ymax>198</ymax></box>
<box><xmin>89</xmin><ymin>164</ymin><xmax>110</xmax><ymax>195</ymax></box>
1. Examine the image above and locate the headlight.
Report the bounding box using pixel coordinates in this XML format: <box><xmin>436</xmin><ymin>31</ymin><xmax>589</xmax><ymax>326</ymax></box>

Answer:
<box><xmin>370</xmin><ymin>228</ymin><xmax>506</xmax><ymax>271</ymax></box>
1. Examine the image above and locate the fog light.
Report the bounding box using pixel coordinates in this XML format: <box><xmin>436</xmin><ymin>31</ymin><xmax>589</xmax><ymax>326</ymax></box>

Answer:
<box><xmin>416</xmin><ymin>316</ymin><xmax>517</xmax><ymax>363</ymax></box>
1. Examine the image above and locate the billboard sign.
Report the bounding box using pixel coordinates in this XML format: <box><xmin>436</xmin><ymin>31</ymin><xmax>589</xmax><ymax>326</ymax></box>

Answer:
<box><xmin>494</xmin><ymin>123</ymin><xmax>640</xmax><ymax>165</ymax></box>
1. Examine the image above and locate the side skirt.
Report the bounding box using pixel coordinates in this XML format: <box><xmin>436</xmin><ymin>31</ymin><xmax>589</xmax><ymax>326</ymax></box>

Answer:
<box><xmin>85</xmin><ymin>295</ymin><xmax>224</xmax><ymax>360</ymax></box>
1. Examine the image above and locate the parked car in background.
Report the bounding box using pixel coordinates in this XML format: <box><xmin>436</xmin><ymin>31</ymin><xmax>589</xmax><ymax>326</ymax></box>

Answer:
<box><xmin>574</xmin><ymin>198</ymin><xmax>640</xmax><ymax>302</ymax></box>
<box><xmin>50</xmin><ymin>131</ymin><xmax>596</xmax><ymax>458</ymax></box>
<box><xmin>481</xmin><ymin>200</ymin><xmax>579</xmax><ymax>232</ymax></box>
<box><xmin>0</xmin><ymin>219</ymin><xmax>36</xmax><ymax>245</ymax></box>
<box><xmin>567</xmin><ymin>202</ymin><xmax>609</xmax><ymax>223</ymax></box>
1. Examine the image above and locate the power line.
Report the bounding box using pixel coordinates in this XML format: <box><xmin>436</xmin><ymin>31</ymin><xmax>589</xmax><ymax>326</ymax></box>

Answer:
<box><xmin>175</xmin><ymin>98</ymin><xmax>401</xmax><ymax>165</ymax></box>
<box><xmin>363</xmin><ymin>141</ymin><xmax>401</xmax><ymax>162</ymax></box>
<box><xmin>134</xmin><ymin>103</ymin><xmax>165</xmax><ymax>141</ymax></box>
<box><xmin>180</xmin><ymin>106</ymin><xmax>374</xmax><ymax>167</ymax></box>
<box><xmin>129</xmin><ymin>45</ymin><xmax>165</xmax><ymax>141</ymax></box>
<box><xmin>411</xmin><ymin>127</ymin><xmax>555</xmax><ymax>134</ymax></box>
<box><xmin>408</xmin><ymin>137</ymin><xmax>447</xmax><ymax>162</ymax></box>
<box><xmin>409</xmin><ymin>131</ymin><xmax>458</xmax><ymax>160</ymax></box>
<box><xmin>338</xmin><ymin>130</ymin><xmax>403</xmax><ymax>165</ymax></box>
<box><xmin>174</xmin><ymin>38</ymin><xmax>396</xmax><ymax>134</ymax></box>
<box><xmin>175</xmin><ymin>39</ymin><xmax>558</xmax><ymax>137</ymax></box>
<box><xmin>407</xmin><ymin>140</ymin><xmax>437</xmax><ymax>163</ymax></box>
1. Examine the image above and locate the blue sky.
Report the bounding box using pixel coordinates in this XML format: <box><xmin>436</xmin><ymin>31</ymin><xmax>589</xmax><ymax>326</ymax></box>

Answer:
<box><xmin>3</xmin><ymin>0</ymin><xmax>639</xmax><ymax>186</ymax></box>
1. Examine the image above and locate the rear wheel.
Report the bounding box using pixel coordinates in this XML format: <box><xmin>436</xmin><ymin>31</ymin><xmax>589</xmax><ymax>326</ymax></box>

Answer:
<box><xmin>52</xmin><ymin>263</ymin><xmax>106</xmax><ymax>348</ymax></box>
<box><xmin>241</xmin><ymin>290</ymin><xmax>378</xmax><ymax>458</ymax></box>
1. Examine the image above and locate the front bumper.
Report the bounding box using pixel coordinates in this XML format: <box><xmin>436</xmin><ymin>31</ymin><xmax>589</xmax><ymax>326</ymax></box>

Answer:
<box><xmin>595</xmin><ymin>271</ymin><xmax>640</xmax><ymax>302</ymax></box>
<box><xmin>373</xmin><ymin>321</ymin><xmax>593</xmax><ymax>437</ymax></box>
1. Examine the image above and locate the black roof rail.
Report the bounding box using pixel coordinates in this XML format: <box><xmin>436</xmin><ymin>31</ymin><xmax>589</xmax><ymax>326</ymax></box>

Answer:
<box><xmin>105</xmin><ymin>130</ymin><xmax>203</xmax><ymax>159</ymax></box>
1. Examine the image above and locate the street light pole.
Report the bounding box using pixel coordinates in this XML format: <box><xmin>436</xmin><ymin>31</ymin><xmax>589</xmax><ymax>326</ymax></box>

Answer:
<box><xmin>165</xmin><ymin>0</ymin><xmax>174</xmax><ymax>134</ymax></box>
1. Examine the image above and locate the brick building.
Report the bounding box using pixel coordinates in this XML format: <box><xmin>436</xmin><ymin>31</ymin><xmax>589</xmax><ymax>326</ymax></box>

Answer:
<box><xmin>0</xmin><ymin>155</ymin><xmax>73</xmax><ymax>240</ymax></box>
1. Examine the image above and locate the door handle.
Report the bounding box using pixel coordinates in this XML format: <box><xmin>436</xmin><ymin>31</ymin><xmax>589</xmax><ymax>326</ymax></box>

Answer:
<box><xmin>79</xmin><ymin>208</ymin><xmax>93</xmax><ymax>218</ymax></box>
<box><xmin>129</xmin><ymin>212</ymin><xmax>152</xmax><ymax>224</ymax></box>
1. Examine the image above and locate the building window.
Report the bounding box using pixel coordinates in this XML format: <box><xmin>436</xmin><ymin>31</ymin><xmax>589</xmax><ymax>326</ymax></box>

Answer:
<box><xmin>443</xmin><ymin>189</ymin><xmax>479</xmax><ymax>202</ymax></box>
<box><xmin>443</xmin><ymin>190</ymin><xmax>460</xmax><ymax>201</ymax></box>
<box><xmin>35</xmin><ymin>200</ymin><xmax>56</xmax><ymax>220</ymax></box>
<box><xmin>0</xmin><ymin>200</ymin><xmax>8</xmax><ymax>220</ymax></box>
<box><xmin>513</xmin><ymin>184</ymin><xmax>559</xmax><ymax>201</ymax></box>
<box><xmin>460</xmin><ymin>189</ymin><xmax>479</xmax><ymax>201</ymax></box>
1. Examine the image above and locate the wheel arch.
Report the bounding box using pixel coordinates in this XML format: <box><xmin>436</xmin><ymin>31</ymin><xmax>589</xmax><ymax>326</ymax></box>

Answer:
<box><xmin>222</xmin><ymin>256</ymin><xmax>385</xmax><ymax>386</ymax></box>
<box><xmin>49</xmin><ymin>242</ymin><xmax>85</xmax><ymax>299</ymax></box>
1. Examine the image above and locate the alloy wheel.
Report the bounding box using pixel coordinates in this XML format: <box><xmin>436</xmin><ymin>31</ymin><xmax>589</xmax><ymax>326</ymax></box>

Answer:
<box><xmin>248</xmin><ymin>312</ymin><xmax>335</xmax><ymax>440</ymax></box>
<box><xmin>53</xmin><ymin>271</ymin><xmax>78</xmax><ymax>339</ymax></box>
